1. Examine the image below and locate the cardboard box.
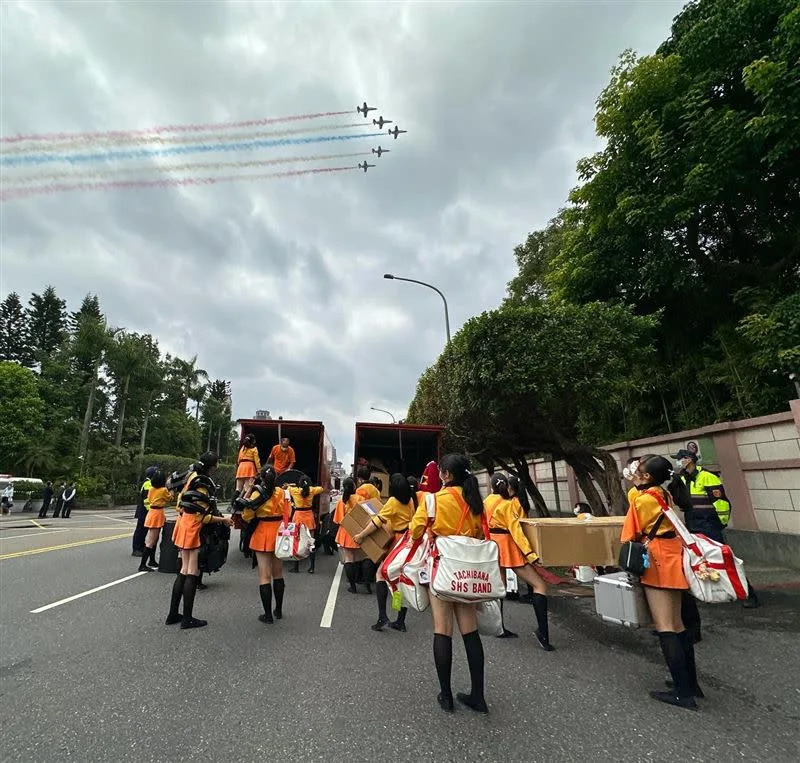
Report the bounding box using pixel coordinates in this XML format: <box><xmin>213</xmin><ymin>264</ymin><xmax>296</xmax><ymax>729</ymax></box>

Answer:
<box><xmin>340</xmin><ymin>499</ymin><xmax>395</xmax><ymax>563</ymax></box>
<box><xmin>519</xmin><ymin>516</ymin><xmax>625</xmax><ymax>567</ymax></box>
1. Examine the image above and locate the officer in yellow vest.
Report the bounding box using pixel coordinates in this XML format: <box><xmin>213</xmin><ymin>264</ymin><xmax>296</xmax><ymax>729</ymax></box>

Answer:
<box><xmin>132</xmin><ymin>466</ymin><xmax>156</xmax><ymax>557</ymax></box>
<box><xmin>674</xmin><ymin>449</ymin><xmax>759</xmax><ymax>609</ymax></box>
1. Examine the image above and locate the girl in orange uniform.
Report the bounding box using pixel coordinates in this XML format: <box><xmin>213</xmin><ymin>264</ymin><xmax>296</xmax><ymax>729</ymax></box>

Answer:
<box><xmin>138</xmin><ymin>469</ymin><xmax>173</xmax><ymax>572</ymax></box>
<box><xmin>483</xmin><ymin>475</ymin><xmax>518</xmax><ymax>639</ymax></box>
<box><xmin>408</xmin><ymin>454</ymin><xmax>489</xmax><ymax>715</ymax></box>
<box><xmin>355</xmin><ymin>466</ymin><xmax>381</xmax><ymax>502</ymax></box>
<box><xmin>166</xmin><ymin>452</ymin><xmax>232</xmax><ymax>629</ymax></box>
<box><xmin>354</xmin><ymin>473</ymin><xmax>416</xmax><ymax>632</ymax></box>
<box><xmin>288</xmin><ymin>477</ymin><xmax>325</xmax><ymax>574</ymax></box>
<box><xmin>236</xmin><ymin>467</ymin><xmax>287</xmax><ymax>623</ymax></box>
<box><xmin>235</xmin><ymin>435</ymin><xmax>261</xmax><ymax>498</ymax></box>
<box><xmin>622</xmin><ymin>454</ymin><xmax>700</xmax><ymax>710</ymax></box>
<box><xmin>489</xmin><ymin>474</ymin><xmax>555</xmax><ymax>651</ymax></box>
<box><xmin>334</xmin><ymin>478</ymin><xmax>362</xmax><ymax>593</ymax></box>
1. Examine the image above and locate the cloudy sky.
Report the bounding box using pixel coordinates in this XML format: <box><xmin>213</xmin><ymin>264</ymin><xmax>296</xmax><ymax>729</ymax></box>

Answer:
<box><xmin>1</xmin><ymin>0</ymin><xmax>685</xmax><ymax>468</ymax></box>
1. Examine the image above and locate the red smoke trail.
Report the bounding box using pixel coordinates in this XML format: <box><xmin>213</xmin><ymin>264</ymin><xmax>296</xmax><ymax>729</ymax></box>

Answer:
<box><xmin>1</xmin><ymin>165</ymin><xmax>358</xmax><ymax>202</ymax></box>
<box><xmin>1</xmin><ymin>110</ymin><xmax>353</xmax><ymax>145</ymax></box>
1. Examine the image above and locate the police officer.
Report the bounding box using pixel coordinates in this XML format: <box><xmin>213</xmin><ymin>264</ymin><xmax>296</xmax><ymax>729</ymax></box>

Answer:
<box><xmin>674</xmin><ymin>449</ymin><xmax>759</xmax><ymax>611</ymax></box>
<box><xmin>133</xmin><ymin>466</ymin><xmax>156</xmax><ymax>557</ymax></box>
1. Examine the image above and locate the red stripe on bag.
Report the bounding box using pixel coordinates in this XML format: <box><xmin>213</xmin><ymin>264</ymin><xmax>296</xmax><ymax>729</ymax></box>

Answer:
<box><xmin>721</xmin><ymin>545</ymin><xmax>747</xmax><ymax>600</ymax></box>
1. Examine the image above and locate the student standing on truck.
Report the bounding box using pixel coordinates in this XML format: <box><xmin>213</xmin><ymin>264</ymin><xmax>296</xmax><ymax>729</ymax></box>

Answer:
<box><xmin>334</xmin><ymin>478</ymin><xmax>363</xmax><ymax>593</ymax></box>
<box><xmin>235</xmin><ymin>434</ymin><xmax>261</xmax><ymax>499</ymax></box>
<box><xmin>353</xmin><ymin>473</ymin><xmax>415</xmax><ymax>633</ymax></box>
<box><xmin>235</xmin><ymin>467</ymin><xmax>287</xmax><ymax>623</ymax></box>
<box><xmin>408</xmin><ymin>454</ymin><xmax>489</xmax><ymax>715</ymax></box>
<box><xmin>288</xmin><ymin>477</ymin><xmax>325</xmax><ymax>573</ymax></box>
<box><xmin>268</xmin><ymin>437</ymin><xmax>296</xmax><ymax>475</ymax></box>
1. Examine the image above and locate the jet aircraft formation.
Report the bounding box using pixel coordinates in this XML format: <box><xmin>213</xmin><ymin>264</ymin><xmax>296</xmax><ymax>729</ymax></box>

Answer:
<box><xmin>355</xmin><ymin>101</ymin><xmax>406</xmax><ymax>174</ymax></box>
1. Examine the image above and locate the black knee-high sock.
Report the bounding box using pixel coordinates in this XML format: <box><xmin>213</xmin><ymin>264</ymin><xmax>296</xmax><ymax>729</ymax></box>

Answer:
<box><xmin>376</xmin><ymin>581</ymin><xmax>389</xmax><ymax>621</ymax></box>
<box><xmin>168</xmin><ymin>573</ymin><xmax>185</xmax><ymax>618</ymax></box>
<box><xmin>461</xmin><ymin>630</ymin><xmax>485</xmax><ymax>701</ymax></box>
<box><xmin>396</xmin><ymin>606</ymin><xmax>407</xmax><ymax>625</ymax></box>
<box><xmin>679</xmin><ymin>630</ymin><xmax>700</xmax><ymax>690</ymax></box>
<box><xmin>273</xmin><ymin>578</ymin><xmax>285</xmax><ymax>617</ymax></box>
<box><xmin>532</xmin><ymin>593</ymin><xmax>550</xmax><ymax>643</ymax></box>
<box><xmin>308</xmin><ymin>549</ymin><xmax>316</xmax><ymax>571</ymax></box>
<box><xmin>259</xmin><ymin>583</ymin><xmax>272</xmax><ymax>616</ymax></box>
<box><xmin>658</xmin><ymin>631</ymin><xmax>692</xmax><ymax>698</ymax></box>
<box><xmin>681</xmin><ymin>592</ymin><xmax>701</xmax><ymax>637</ymax></box>
<box><xmin>344</xmin><ymin>562</ymin><xmax>357</xmax><ymax>590</ymax></box>
<box><xmin>182</xmin><ymin>575</ymin><xmax>198</xmax><ymax>621</ymax></box>
<box><xmin>433</xmin><ymin>634</ymin><xmax>453</xmax><ymax>698</ymax></box>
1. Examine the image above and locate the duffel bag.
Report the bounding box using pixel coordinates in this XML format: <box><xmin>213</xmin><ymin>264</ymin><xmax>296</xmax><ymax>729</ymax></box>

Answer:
<box><xmin>380</xmin><ymin>531</ymin><xmax>431</xmax><ymax>612</ymax></box>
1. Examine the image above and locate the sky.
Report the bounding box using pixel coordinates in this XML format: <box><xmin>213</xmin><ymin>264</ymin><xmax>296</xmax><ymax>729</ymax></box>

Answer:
<box><xmin>0</xmin><ymin>0</ymin><xmax>686</xmax><ymax>470</ymax></box>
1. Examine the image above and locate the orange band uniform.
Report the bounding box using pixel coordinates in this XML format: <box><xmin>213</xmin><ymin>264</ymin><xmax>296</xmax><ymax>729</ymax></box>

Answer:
<box><xmin>370</xmin><ymin>496</ymin><xmax>415</xmax><ymax>538</ymax></box>
<box><xmin>145</xmin><ymin>486</ymin><xmax>173</xmax><ymax>529</ymax></box>
<box><xmin>356</xmin><ymin>483</ymin><xmax>381</xmax><ymax>503</ymax></box>
<box><xmin>409</xmin><ymin>487</ymin><xmax>484</xmax><ymax>540</ymax></box>
<box><xmin>288</xmin><ymin>485</ymin><xmax>324</xmax><ymax>532</ymax></box>
<box><xmin>622</xmin><ymin>488</ymin><xmax>687</xmax><ymax>590</ymax></box>
<box><xmin>172</xmin><ymin>473</ymin><xmax>214</xmax><ymax>551</ymax></box>
<box><xmin>488</xmin><ymin>496</ymin><xmax>538</xmax><ymax>568</ymax></box>
<box><xmin>236</xmin><ymin>446</ymin><xmax>261</xmax><ymax>479</ymax></box>
<box><xmin>269</xmin><ymin>445</ymin><xmax>296</xmax><ymax>475</ymax></box>
<box><xmin>334</xmin><ymin>495</ymin><xmax>362</xmax><ymax>549</ymax></box>
<box><xmin>243</xmin><ymin>486</ymin><xmax>286</xmax><ymax>553</ymax></box>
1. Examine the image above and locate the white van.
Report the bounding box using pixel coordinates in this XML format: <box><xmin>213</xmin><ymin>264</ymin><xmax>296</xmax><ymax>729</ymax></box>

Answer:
<box><xmin>0</xmin><ymin>476</ymin><xmax>44</xmax><ymax>513</ymax></box>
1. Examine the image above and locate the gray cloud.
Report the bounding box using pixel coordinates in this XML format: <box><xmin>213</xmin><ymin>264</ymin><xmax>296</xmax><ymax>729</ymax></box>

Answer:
<box><xmin>1</xmin><ymin>0</ymin><xmax>685</xmax><ymax>468</ymax></box>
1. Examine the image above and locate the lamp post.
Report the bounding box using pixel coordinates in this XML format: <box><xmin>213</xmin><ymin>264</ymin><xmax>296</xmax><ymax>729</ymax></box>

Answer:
<box><xmin>383</xmin><ymin>274</ymin><xmax>451</xmax><ymax>344</ymax></box>
<box><xmin>370</xmin><ymin>406</ymin><xmax>396</xmax><ymax>423</ymax></box>
<box><xmin>370</xmin><ymin>406</ymin><xmax>404</xmax><ymax>472</ymax></box>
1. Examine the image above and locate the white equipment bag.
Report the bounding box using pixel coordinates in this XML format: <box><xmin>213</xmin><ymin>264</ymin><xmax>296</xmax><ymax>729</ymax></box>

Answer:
<box><xmin>274</xmin><ymin>489</ymin><xmax>315</xmax><ymax>561</ymax></box>
<box><xmin>476</xmin><ymin>600</ymin><xmax>503</xmax><ymax>637</ymax></box>
<box><xmin>380</xmin><ymin>531</ymin><xmax>430</xmax><ymax>612</ymax></box>
<box><xmin>426</xmin><ymin>492</ymin><xmax>506</xmax><ymax>603</ymax></box>
<box><xmin>648</xmin><ymin>489</ymin><xmax>748</xmax><ymax>604</ymax></box>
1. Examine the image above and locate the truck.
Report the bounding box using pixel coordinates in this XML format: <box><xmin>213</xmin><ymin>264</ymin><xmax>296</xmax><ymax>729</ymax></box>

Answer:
<box><xmin>236</xmin><ymin>419</ymin><xmax>333</xmax><ymax>492</ymax></box>
<box><xmin>353</xmin><ymin>422</ymin><xmax>444</xmax><ymax>498</ymax></box>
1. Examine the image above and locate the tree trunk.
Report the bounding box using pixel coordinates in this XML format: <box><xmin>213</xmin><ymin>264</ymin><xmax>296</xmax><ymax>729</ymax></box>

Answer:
<box><xmin>206</xmin><ymin>425</ymin><xmax>213</xmax><ymax>452</ymax></box>
<box><xmin>79</xmin><ymin>356</ymin><xmax>101</xmax><ymax>461</ymax></box>
<box><xmin>571</xmin><ymin>464</ymin><xmax>606</xmax><ymax>516</ymax></box>
<box><xmin>216</xmin><ymin>425</ymin><xmax>222</xmax><ymax>456</ymax></box>
<box><xmin>139</xmin><ymin>394</ymin><xmax>153</xmax><ymax>460</ymax></box>
<box><xmin>114</xmin><ymin>374</ymin><xmax>130</xmax><ymax>448</ymax></box>
<box><xmin>587</xmin><ymin>449</ymin><xmax>624</xmax><ymax>515</ymax></box>
<box><xmin>195</xmin><ymin>401</ymin><xmax>201</xmax><ymax>422</ymax></box>
<box><xmin>496</xmin><ymin>455</ymin><xmax>550</xmax><ymax>518</ymax></box>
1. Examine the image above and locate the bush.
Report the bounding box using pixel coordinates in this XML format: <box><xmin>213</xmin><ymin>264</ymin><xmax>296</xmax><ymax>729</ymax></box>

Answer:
<box><xmin>76</xmin><ymin>474</ymin><xmax>109</xmax><ymax>498</ymax></box>
<box><xmin>8</xmin><ymin>480</ymin><xmax>45</xmax><ymax>500</ymax></box>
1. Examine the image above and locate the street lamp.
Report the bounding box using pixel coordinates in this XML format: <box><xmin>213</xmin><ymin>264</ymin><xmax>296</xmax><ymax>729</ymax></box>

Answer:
<box><xmin>370</xmin><ymin>406</ymin><xmax>396</xmax><ymax>423</ymax></box>
<box><xmin>383</xmin><ymin>274</ymin><xmax>451</xmax><ymax>343</ymax></box>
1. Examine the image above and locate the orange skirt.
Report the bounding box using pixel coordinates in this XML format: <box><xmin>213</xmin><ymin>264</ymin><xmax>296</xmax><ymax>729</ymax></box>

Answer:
<box><xmin>491</xmin><ymin>531</ymin><xmax>526</xmax><ymax>569</ymax></box>
<box><xmin>172</xmin><ymin>514</ymin><xmax>202</xmax><ymax>550</ymax></box>
<box><xmin>144</xmin><ymin>508</ymin><xmax>166</xmax><ymax>529</ymax></box>
<box><xmin>292</xmin><ymin>509</ymin><xmax>316</xmax><ymax>532</ymax></box>
<box><xmin>335</xmin><ymin>524</ymin><xmax>359</xmax><ymax>550</ymax></box>
<box><xmin>236</xmin><ymin>462</ymin><xmax>258</xmax><ymax>479</ymax></box>
<box><xmin>641</xmin><ymin>536</ymin><xmax>688</xmax><ymax>590</ymax></box>
<box><xmin>249</xmin><ymin>518</ymin><xmax>281</xmax><ymax>553</ymax></box>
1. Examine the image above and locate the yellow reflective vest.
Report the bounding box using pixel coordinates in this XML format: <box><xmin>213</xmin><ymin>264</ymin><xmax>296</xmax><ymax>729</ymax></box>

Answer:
<box><xmin>683</xmin><ymin>466</ymin><xmax>730</xmax><ymax>526</ymax></box>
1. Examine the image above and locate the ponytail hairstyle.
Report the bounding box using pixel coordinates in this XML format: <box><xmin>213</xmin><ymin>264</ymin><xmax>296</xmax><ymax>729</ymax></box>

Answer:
<box><xmin>260</xmin><ymin>467</ymin><xmax>277</xmax><ymax>495</ymax></box>
<box><xmin>407</xmin><ymin>475</ymin><xmax>419</xmax><ymax>509</ymax></box>
<box><xmin>243</xmin><ymin>434</ymin><xmax>256</xmax><ymax>448</ymax></box>
<box><xmin>300</xmin><ymin>476</ymin><xmax>311</xmax><ymax>498</ymax></box>
<box><xmin>638</xmin><ymin>454</ymin><xmax>677</xmax><ymax>503</ymax></box>
<box><xmin>508</xmin><ymin>474</ymin><xmax>531</xmax><ymax>515</ymax></box>
<box><xmin>439</xmin><ymin>453</ymin><xmax>483</xmax><ymax>516</ymax></box>
<box><xmin>490</xmin><ymin>473</ymin><xmax>510</xmax><ymax>499</ymax></box>
<box><xmin>150</xmin><ymin>469</ymin><xmax>166</xmax><ymax>489</ymax></box>
<box><xmin>342</xmin><ymin>477</ymin><xmax>356</xmax><ymax>503</ymax></box>
<box><xmin>388</xmin><ymin>473</ymin><xmax>412</xmax><ymax>505</ymax></box>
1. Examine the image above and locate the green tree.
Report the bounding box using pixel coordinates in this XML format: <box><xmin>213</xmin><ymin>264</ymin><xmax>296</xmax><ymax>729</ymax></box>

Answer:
<box><xmin>0</xmin><ymin>362</ymin><xmax>44</xmax><ymax>472</ymax></box>
<box><xmin>0</xmin><ymin>292</ymin><xmax>33</xmax><ymax>366</ymax></box>
<box><xmin>27</xmin><ymin>286</ymin><xmax>67</xmax><ymax>360</ymax></box>
<box><xmin>146</xmin><ymin>409</ymin><xmax>202</xmax><ymax>456</ymax></box>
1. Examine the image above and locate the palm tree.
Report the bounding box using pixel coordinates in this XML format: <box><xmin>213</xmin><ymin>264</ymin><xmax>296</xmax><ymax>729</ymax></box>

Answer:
<box><xmin>169</xmin><ymin>354</ymin><xmax>208</xmax><ymax>413</ymax></box>
<box><xmin>189</xmin><ymin>383</ymin><xmax>208</xmax><ymax>422</ymax></box>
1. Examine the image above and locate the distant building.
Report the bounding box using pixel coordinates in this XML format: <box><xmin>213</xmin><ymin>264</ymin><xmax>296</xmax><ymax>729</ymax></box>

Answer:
<box><xmin>254</xmin><ymin>410</ymin><xmax>272</xmax><ymax>420</ymax></box>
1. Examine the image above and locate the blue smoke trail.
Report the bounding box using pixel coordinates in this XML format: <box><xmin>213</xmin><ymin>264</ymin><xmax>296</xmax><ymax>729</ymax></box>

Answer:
<box><xmin>1</xmin><ymin>132</ymin><xmax>385</xmax><ymax>168</ymax></box>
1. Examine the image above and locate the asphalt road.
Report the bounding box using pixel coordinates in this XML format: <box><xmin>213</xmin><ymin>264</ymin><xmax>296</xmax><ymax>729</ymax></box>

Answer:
<box><xmin>1</xmin><ymin>510</ymin><xmax>798</xmax><ymax>762</ymax></box>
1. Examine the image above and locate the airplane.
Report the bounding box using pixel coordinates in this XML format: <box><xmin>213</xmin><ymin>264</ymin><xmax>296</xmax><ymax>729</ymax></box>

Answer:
<box><xmin>388</xmin><ymin>126</ymin><xmax>407</xmax><ymax>139</ymax></box>
<box><xmin>372</xmin><ymin>116</ymin><xmax>393</xmax><ymax>129</ymax></box>
<box><xmin>358</xmin><ymin>161</ymin><xmax>376</xmax><ymax>173</ymax></box>
<box><xmin>357</xmin><ymin>102</ymin><xmax>376</xmax><ymax>117</ymax></box>
<box><xmin>372</xmin><ymin>146</ymin><xmax>390</xmax><ymax>158</ymax></box>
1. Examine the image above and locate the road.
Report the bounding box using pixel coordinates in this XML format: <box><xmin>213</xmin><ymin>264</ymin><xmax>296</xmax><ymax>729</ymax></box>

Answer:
<box><xmin>1</xmin><ymin>510</ymin><xmax>798</xmax><ymax>762</ymax></box>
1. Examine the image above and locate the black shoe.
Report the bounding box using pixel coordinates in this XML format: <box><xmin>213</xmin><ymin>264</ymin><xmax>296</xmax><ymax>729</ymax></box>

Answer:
<box><xmin>180</xmin><ymin>617</ymin><xmax>208</xmax><ymax>630</ymax></box>
<box><xmin>273</xmin><ymin>610</ymin><xmax>282</xmax><ymax>620</ymax></box>
<box><xmin>536</xmin><ymin>631</ymin><xmax>555</xmax><ymax>651</ymax></box>
<box><xmin>371</xmin><ymin>618</ymin><xmax>389</xmax><ymax>632</ymax></box>
<box><xmin>132</xmin><ymin>550</ymin><xmax>144</xmax><ymax>557</ymax></box>
<box><xmin>497</xmin><ymin>629</ymin><xmax>518</xmax><ymax>639</ymax></box>
<box><xmin>437</xmin><ymin>693</ymin><xmax>454</xmax><ymax>713</ymax></box>
<box><xmin>197</xmin><ymin>582</ymin><xmax>208</xmax><ymax>590</ymax></box>
<box><xmin>665</xmin><ymin>679</ymin><xmax>705</xmax><ymax>698</ymax></box>
<box><xmin>147</xmin><ymin>558</ymin><xmax>159</xmax><ymax>568</ymax></box>
<box><xmin>138</xmin><ymin>563</ymin><xmax>150</xmax><ymax>572</ymax></box>
<box><xmin>456</xmin><ymin>692</ymin><xmax>488</xmax><ymax>714</ymax></box>
<box><xmin>308</xmin><ymin>567</ymin><xmax>315</xmax><ymax>574</ymax></box>
<box><xmin>258</xmin><ymin>613</ymin><xmax>274</xmax><ymax>624</ymax></box>
<box><xmin>389</xmin><ymin>620</ymin><xmax>406</xmax><ymax>632</ymax></box>
<box><xmin>742</xmin><ymin>593</ymin><xmax>760</xmax><ymax>609</ymax></box>
<box><xmin>649</xmin><ymin>690</ymin><xmax>697</xmax><ymax>710</ymax></box>
<box><xmin>347</xmin><ymin>584</ymin><xmax>357</xmax><ymax>594</ymax></box>
<box><xmin>165</xmin><ymin>613</ymin><xmax>182</xmax><ymax>625</ymax></box>
<box><xmin>364</xmin><ymin>584</ymin><xmax>372</xmax><ymax>595</ymax></box>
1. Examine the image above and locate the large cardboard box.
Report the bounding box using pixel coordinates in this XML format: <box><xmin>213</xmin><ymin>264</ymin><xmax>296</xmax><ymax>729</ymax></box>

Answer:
<box><xmin>340</xmin><ymin>499</ymin><xmax>395</xmax><ymax>563</ymax></box>
<box><xmin>519</xmin><ymin>516</ymin><xmax>625</xmax><ymax>567</ymax></box>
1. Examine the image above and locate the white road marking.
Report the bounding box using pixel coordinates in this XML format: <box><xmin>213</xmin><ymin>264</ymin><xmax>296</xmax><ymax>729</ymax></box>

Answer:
<box><xmin>96</xmin><ymin>514</ymin><xmax>136</xmax><ymax>526</ymax></box>
<box><xmin>0</xmin><ymin>529</ymin><xmax>68</xmax><ymax>541</ymax></box>
<box><xmin>319</xmin><ymin>562</ymin><xmax>344</xmax><ymax>628</ymax></box>
<box><xmin>31</xmin><ymin>571</ymin><xmax>148</xmax><ymax>613</ymax></box>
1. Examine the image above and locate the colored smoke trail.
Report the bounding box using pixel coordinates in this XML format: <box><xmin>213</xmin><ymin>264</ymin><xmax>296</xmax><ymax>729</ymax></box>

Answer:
<box><xmin>1</xmin><ymin>166</ymin><xmax>357</xmax><ymax>202</ymax></box>
<box><xmin>1</xmin><ymin>123</ymin><xmax>370</xmax><ymax>155</ymax></box>
<box><xmin>6</xmin><ymin>151</ymin><xmax>373</xmax><ymax>185</ymax></box>
<box><xmin>1</xmin><ymin>132</ymin><xmax>384</xmax><ymax>167</ymax></box>
<box><xmin>0</xmin><ymin>110</ymin><xmax>353</xmax><ymax>145</ymax></box>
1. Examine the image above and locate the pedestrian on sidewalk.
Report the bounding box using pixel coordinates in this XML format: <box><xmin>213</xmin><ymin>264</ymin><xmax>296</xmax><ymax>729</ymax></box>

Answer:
<box><xmin>61</xmin><ymin>483</ymin><xmax>77</xmax><ymax>518</ymax></box>
<box><xmin>38</xmin><ymin>482</ymin><xmax>54</xmax><ymax>518</ymax></box>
